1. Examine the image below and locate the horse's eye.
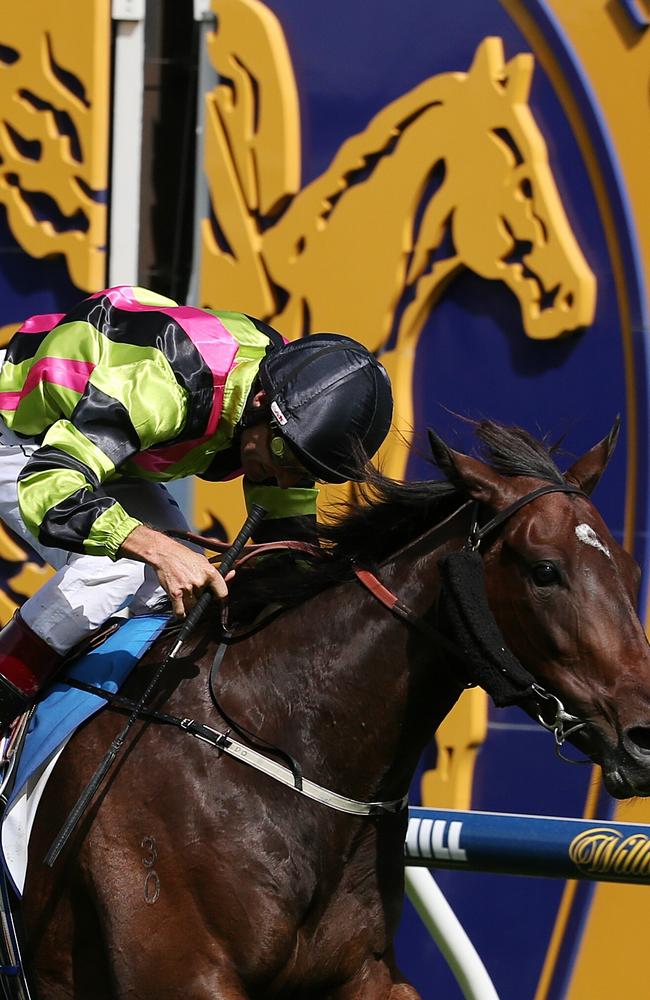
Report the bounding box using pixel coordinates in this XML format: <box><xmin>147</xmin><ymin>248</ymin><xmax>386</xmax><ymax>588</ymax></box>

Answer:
<box><xmin>531</xmin><ymin>561</ymin><xmax>561</xmax><ymax>587</ymax></box>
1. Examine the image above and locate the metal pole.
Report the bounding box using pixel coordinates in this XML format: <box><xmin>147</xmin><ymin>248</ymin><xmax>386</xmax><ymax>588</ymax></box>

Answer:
<box><xmin>186</xmin><ymin>0</ymin><xmax>218</xmax><ymax>306</ymax></box>
<box><xmin>108</xmin><ymin>0</ymin><xmax>146</xmax><ymax>285</ymax></box>
<box><xmin>405</xmin><ymin>868</ymin><xmax>500</xmax><ymax>1000</ymax></box>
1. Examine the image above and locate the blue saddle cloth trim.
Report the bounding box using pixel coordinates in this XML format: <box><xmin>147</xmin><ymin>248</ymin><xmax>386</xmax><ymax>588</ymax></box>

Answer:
<box><xmin>7</xmin><ymin>614</ymin><xmax>169</xmax><ymax>811</ymax></box>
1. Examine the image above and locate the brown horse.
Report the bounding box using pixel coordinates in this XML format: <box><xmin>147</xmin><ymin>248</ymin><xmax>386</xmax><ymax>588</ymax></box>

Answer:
<box><xmin>20</xmin><ymin>420</ymin><xmax>650</xmax><ymax>999</ymax></box>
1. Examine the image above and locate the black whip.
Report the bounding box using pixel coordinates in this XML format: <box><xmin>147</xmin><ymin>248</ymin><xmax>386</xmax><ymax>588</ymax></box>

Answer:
<box><xmin>44</xmin><ymin>504</ymin><xmax>266</xmax><ymax>867</ymax></box>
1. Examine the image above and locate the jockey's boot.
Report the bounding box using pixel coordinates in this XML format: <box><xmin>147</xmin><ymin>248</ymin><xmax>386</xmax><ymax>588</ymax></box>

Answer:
<box><xmin>0</xmin><ymin>612</ymin><xmax>64</xmax><ymax>727</ymax></box>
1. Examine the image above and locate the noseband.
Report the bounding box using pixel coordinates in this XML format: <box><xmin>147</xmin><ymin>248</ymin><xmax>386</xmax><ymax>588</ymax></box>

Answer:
<box><xmin>356</xmin><ymin>482</ymin><xmax>593</xmax><ymax>764</ymax></box>
<box><xmin>469</xmin><ymin>482</ymin><xmax>591</xmax><ymax>761</ymax></box>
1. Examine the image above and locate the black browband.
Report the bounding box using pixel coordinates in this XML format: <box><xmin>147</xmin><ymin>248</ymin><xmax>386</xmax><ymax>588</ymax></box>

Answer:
<box><xmin>467</xmin><ymin>483</ymin><xmax>587</xmax><ymax>550</ymax></box>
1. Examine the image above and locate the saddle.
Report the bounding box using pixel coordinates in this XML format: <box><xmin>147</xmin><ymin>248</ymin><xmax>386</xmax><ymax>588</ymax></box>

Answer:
<box><xmin>0</xmin><ymin>613</ymin><xmax>169</xmax><ymax>892</ymax></box>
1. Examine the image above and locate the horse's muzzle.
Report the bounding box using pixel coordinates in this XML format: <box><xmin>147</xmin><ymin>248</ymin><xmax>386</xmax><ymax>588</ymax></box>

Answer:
<box><xmin>600</xmin><ymin>727</ymin><xmax>650</xmax><ymax>798</ymax></box>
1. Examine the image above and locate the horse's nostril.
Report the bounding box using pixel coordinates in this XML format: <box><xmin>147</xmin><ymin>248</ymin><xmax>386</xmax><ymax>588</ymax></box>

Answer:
<box><xmin>626</xmin><ymin>727</ymin><xmax>650</xmax><ymax>754</ymax></box>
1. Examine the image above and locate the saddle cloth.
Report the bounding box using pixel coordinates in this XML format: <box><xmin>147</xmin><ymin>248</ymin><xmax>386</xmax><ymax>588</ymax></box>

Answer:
<box><xmin>0</xmin><ymin>613</ymin><xmax>168</xmax><ymax>895</ymax></box>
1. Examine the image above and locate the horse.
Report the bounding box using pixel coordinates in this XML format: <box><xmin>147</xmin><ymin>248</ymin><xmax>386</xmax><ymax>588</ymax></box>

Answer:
<box><xmin>20</xmin><ymin>419</ymin><xmax>650</xmax><ymax>999</ymax></box>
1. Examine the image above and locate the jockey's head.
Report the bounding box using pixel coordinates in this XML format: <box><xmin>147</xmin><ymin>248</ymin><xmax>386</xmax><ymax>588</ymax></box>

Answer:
<box><xmin>241</xmin><ymin>334</ymin><xmax>393</xmax><ymax>487</ymax></box>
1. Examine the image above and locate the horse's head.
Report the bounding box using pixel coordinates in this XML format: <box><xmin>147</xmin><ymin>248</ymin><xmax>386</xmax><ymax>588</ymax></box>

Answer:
<box><xmin>440</xmin><ymin>38</ymin><xmax>596</xmax><ymax>339</ymax></box>
<box><xmin>430</xmin><ymin>420</ymin><xmax>650</xmax><ymax>798</ymax></box>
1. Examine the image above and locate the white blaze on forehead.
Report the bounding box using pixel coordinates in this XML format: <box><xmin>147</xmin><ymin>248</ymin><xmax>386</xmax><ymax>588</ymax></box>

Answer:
<box><xmin>575</xmin><ymin>523</ymin><xmax>611</xmax><ymax>558</ymax></box>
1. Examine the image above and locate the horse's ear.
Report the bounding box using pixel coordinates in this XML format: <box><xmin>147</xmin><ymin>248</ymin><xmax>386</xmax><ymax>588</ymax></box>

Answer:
<box><xmin>564</xmin><ymin>416</ymin><xmax>620</xmax><ymax>496</ymax></box>
<box><xmin>469</xmin><ymin>37</ymin><xmax>504</xmax><ymax>84</ymax></box>
<box><xmin>503</xmin><ymin>53</ymin><xmax>534</xmax><ymax>103</ymax></box>
<box><xmin>428</xmin><ymin>428</ymin><xmax>515</xmax><ymax>507</ymax></box>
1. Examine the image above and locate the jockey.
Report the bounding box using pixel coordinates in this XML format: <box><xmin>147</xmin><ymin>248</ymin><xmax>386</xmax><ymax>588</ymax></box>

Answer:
<box><xmin>0</xmin><ymin>285</ymin><xmax>392</xmax><ymax>725</ymax></box>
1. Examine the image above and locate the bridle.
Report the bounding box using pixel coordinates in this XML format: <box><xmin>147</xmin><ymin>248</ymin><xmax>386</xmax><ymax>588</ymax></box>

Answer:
<box><xmin>354</xmin><ymin>482</ymin><xmax>593</xmax><ymax>763</ymax></box>
<box><xmin>531</xmin><ymin>683</ymin><xmax>590</xmax><ymax>761</ymax></box>
<box><xmin>469</xmin><ymin>482</ymin><xmax>592</xmax><ymax>759</ymax></box>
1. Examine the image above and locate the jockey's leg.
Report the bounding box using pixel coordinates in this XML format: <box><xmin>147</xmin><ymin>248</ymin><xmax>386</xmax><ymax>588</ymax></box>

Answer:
<box><xmin>0</xmin><ymin>427</ymin><xmax>70</xmax><ymax>720</ymax></box>
<box><xmin>0</xmin><ymin>430</ymin><xmax>193</xmax><ymax>721</ymax></box>
<box><xmin>0</xmin><ymin>612</ymin><xmax>66</xmax><ymax>722</ymax></box>
<box><xmin>18</xmin><ymin>479</ymin><xmax>194</xmax><ymax>652</ymax></box>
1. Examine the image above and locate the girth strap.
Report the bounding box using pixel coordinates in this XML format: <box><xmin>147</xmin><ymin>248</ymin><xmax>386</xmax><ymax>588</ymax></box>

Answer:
<box><xmin>65</xmin><ymin>678</ymin><xmax>408</xmax><ymax>817</ymax></box>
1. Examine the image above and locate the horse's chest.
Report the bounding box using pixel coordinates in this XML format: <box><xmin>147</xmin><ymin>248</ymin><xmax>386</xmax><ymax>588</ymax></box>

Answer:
<box><xmin>279</xmin><ymin>902</ymin><xmax>386</xmax><ymax>995</ymax></box>
<box><xmin>275</xmin><ymin>855</ymin><xmax>396</xmax><ymax>991</ymax></box>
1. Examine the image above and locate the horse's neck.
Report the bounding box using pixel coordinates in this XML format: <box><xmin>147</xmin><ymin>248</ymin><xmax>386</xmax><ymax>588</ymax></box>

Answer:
<box><xmin>342</xmin><ymin>524</ymin><xmax>470</xmax><ymax>794</ymax></box>
<box><xmin>201</xmin><ymin>518</ymin><xmax>467</xmax><ymax>803</ymax></box>
<box><xmin>263</xmin><ymin>80</ymin><xmax>465</xmax><ymax>345</ymax></box>
<box><xmin>280</xmin><ymin>101</ymin><xmax>454</xmax><ymax>236</ymax></box>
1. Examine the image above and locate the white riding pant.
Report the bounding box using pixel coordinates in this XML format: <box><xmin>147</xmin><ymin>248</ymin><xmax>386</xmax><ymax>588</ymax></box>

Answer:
<box><xmin>0</xmin><ymin>417</ymin><xmax>192</xmax><ymax>654</ymax></box>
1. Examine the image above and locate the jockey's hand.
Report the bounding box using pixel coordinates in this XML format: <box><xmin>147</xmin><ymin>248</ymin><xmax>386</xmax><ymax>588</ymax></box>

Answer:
<box><xmin>119</xmin><ymin>525</ymin><xmax>234</xmax><ymax>618</ymax></box>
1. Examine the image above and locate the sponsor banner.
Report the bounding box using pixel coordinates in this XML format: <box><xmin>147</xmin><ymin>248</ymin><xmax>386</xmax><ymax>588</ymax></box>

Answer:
<box><xmin>406</xmin><ymin>808</ymin><xmax>650</xmax><ymax>884</ymax></box>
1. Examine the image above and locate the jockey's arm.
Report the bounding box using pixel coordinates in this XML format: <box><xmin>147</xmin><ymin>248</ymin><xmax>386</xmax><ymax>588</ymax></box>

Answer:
<box><xmin>16</xmin><ymin>359</ymin><xmax>187</xmax><ymax>558</ymax></box>
<box><xmin>14</xmin><ymin>361</ymin><xmax>227</xmax><ymax>614</ymax></box>
<box><xmin>121</xmin><ymin>478</ymin><xmax>320</xmax><ymax>617</ymax></box>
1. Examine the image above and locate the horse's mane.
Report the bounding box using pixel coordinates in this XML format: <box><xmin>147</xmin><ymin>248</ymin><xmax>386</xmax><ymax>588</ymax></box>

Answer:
<box><xmin>227</xmin><ymin>420</ymin><xmax>567</xmax><ymax>617</ymax></box>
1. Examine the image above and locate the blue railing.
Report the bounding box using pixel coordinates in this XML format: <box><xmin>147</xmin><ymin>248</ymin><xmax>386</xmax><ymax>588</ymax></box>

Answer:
<box><xmin>405</xmin><ymin>807</ymin><xmax>650</xmax><ymax>884</ymax></box>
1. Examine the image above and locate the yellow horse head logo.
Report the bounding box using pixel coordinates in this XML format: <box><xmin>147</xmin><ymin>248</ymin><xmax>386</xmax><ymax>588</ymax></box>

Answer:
<box><xmin>200</xmin><ymin>3</ymin><xmax>596</xmax><ymax>479</ymax></box>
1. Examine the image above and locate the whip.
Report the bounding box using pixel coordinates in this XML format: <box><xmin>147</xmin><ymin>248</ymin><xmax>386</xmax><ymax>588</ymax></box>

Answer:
<box><xmin>44</xmin><ymin>504</ymin><xmax>266</xmax><ymax>867</ymax></box>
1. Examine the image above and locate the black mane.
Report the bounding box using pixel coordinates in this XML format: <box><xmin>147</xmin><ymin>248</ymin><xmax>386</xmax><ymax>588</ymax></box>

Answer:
<box><xmin>228</xmin><ymin>420</ymin><xmax>568</xmax><ymax>616</ymax></box>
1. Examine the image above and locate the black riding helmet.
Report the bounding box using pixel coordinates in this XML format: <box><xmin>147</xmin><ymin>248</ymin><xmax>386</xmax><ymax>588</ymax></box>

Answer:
<box><xmin>257</xmin><ymin>334</ymin><xmax>393</xmax><ymax>484</ymax></box>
